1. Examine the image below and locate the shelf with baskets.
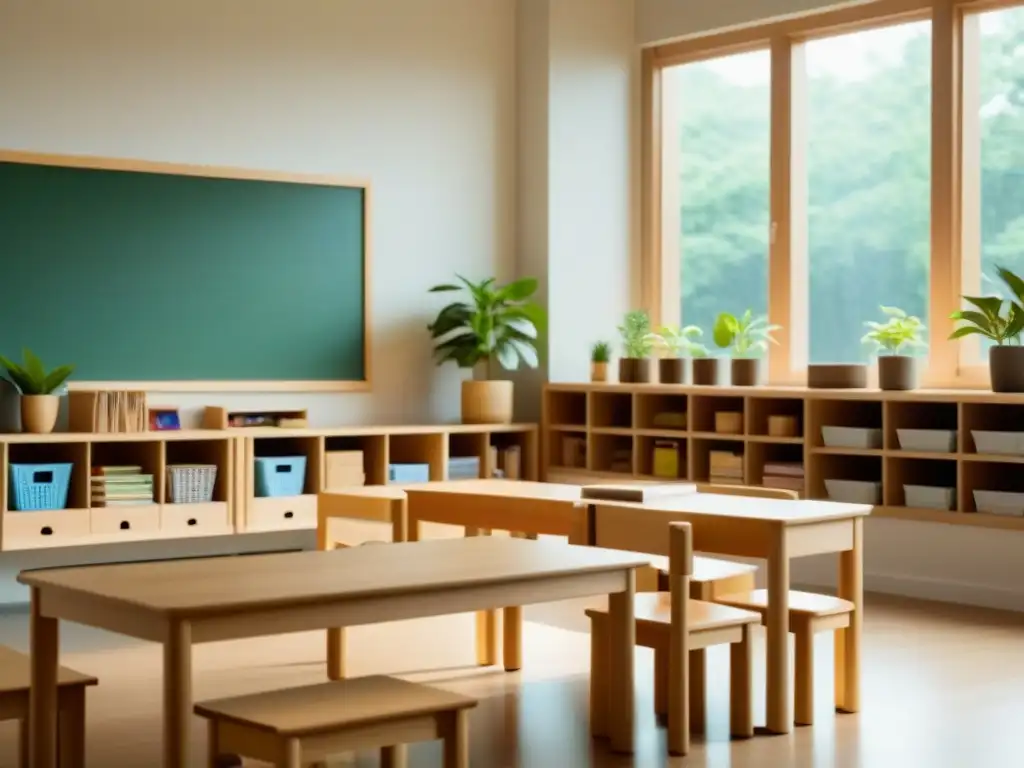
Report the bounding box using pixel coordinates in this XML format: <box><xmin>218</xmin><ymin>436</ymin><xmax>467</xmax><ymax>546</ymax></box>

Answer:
<box><xmin>0</xmin><ymin>432</ymin><xmax>234</xmax><ymax>551</ymax></box>
<box><xmin>542</xmin><ymin>383</ymin><xmax>1024</xmax><ymax>530</ymax></box>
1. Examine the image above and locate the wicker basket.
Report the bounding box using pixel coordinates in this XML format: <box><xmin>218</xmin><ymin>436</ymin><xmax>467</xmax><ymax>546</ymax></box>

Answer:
<box><xmin>166</xmin><ymin>464</ymin><xmax>217</xmax><ymax>504</ymax></box>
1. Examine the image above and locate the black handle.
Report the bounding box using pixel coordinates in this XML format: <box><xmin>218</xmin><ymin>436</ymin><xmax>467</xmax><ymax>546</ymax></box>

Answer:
<box><xmin>187</xmin><ymin>518</ymin><xmax>197</xmax><ymax>526</ymax></box>
<box><xmin>284</xmin><ymin>511</ymin><xmax>294</xmax><ymax>519</ymax></box>
<box><xmin>33</xmin><ymin>470</ymin><xmax>54</xmax><ymax>483</ymax></box>
<box><xmin>275</xmin><ymin>464</ymin><xmax>292</xmax><ymax>473</ymax></box>
<box><xmin>120</xmin><ymin>521</ymin><xmax>131</xmax><ymax>530</ymax></box>
<box><xmin>40</xmin><ymin>526</ymin><xmax>53</xmax><ymax>536</ymax></box>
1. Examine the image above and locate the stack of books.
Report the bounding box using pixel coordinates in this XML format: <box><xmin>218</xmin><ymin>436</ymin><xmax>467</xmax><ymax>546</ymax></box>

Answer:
<box><xmin>91</xmin><ymin>465</ymin><xmax>155</xmax><ymax>507</ymax></box>
<box><xmin>448</xmin><ymin>457</ymin><xmax>481</xmax><ymax>480</ymax></box>
<box><xmin>708</xmin><ymin>450</ymin><xmax>744</xmax><ymax>486</ymax></box>
<box><xmin>762</xmin><ymin>461</ymin><xmax>805</xmax><ymax>495</ymax></box>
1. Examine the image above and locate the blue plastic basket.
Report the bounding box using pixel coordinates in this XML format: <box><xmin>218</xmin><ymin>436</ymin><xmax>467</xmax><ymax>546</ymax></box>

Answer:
<box><xmin>10</xmin><ymin>463</ymin><xmax>73</xmax><ymax>511</ymax></box>
<box><xmin>254</xmin><ymin>456</ymin><xmax>307</xmax><ymax>498</ymax></box>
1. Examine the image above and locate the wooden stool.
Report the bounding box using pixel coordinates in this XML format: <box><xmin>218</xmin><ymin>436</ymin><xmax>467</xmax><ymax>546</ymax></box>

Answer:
<box><xmin>0</xmin><ymin>645</ymin><xmax>96</xmax><ymax>768</ymax></box>
<box><xmin>318</xmin><ymin>488</ymin><xmax>408</xmax><ymax>680</ymax></box>
<box><xmin>195</xmin><ymin>675</ymin><xmax>477</xmax><ymax>768</ymax></box>
<box><xmin>714</xmin><ymin>589</ymin><xmax>855</xmax><ymax>726</ymax></box>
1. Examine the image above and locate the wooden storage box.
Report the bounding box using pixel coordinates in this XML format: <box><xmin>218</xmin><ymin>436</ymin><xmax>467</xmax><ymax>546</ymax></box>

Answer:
<box><xmin>325</xmin><ymin>451</ymin><xmax>365</xmax><ymax>488</ymax></box>
<box><xmin>714</xmin><ymin>411</ymin><xmax>743</xmax><ymax>435</ymax></box>
<box><xmin>4</xmin><ymin>509</ymin><xmax>90</xmax><ymax>548</ymax></box>
<box><xmin>248</xmin><ymin>495</ymin><xmax>317</xmax><ymax>532</ymax></box>
<box><xmin>768</xmin><ymin>415</ymin><xmax>799</xmax><ymax>438</ymax></box>
<box><xmin>91</xmin><ymin>505</ymin><xmax>161</xmax><ymax>536</ymax></box>
<box><xmin>161</xmin><ymin>502</ymin><xmax>231</xmax><ymax>535</ymax></box>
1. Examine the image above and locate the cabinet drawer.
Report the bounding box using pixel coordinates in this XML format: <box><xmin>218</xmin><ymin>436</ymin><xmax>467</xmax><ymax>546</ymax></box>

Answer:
<box><xmin>161</xmin><ymin>502</ymin><xmax>231</xmax><ymax>536</ymax></box>
<box><xmin>249</xmin><ymin>495</ymin><xmax>317</xmax><ymax>532</ymax></box>
<box><xmin>91</xmin><ymin>505</ymin><xmax>160</xmax><ymax>536</ymax></box>
<box><xmin>4</xmin><ymin>509</ymin><xmax>90</xmax><ymax>549</ymax></box>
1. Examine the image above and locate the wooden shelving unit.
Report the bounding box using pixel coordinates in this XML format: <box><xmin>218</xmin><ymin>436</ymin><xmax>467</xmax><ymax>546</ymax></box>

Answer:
<box><xmin>543</xmin><ymin>383</ymin><xmax>1024</xmax><ymax>531</ymax></box>
<box><xmin>0</xmin><ymin>431</ymin><xmax>234</xmax><ymax>551</ymax></box>
<box><xmin>234</xmin><ymin>424</ymin><xmax>538</xmax><ymax>534</ymax></box>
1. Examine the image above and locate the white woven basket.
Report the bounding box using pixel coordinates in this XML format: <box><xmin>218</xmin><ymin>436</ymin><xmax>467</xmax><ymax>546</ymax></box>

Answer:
<box><xmin>166</xmin><ymin>464</ymin><xmax>217</xmax><ymax>504</ymax></box>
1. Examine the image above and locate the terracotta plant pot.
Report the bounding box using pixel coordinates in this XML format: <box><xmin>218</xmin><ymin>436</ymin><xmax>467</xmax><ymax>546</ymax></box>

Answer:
<box><xmin>590</xmin><ymin>361</ymin><xmax>608</xmax><ymax>383</ymax></box>
<box><xmin>878</xmin><ymin>355</ymin><xmax>919</xmax><ymax>391</ymax></box>
<box><xmin>731</xmin><ymin>358</ymin><xmax>762</xmax><ymax>387</ymax></box>
<box><xmin>461</xmin><ymin>380</ymin><xmax>514</xmax><ymax>424</ymax></box>
<box><xmin>618</xmin><ymin>358</ymin><xmax>651</xmax><ymax>384</ymax></box>
<box><xmin>989</xmin><ymin>346</ymin><xmax>1024</xmax><ymax>393</ymax></box>
<box><xmin>658</xmin><ymin>358</ymin><xmax>688</xmax><ymax>385</ymax></box>
<box><xmin>21</xmin><ymin>394</ymin><xmax>59</xmax><ymax>434</ymax></box>
<box><xmin>692</xmin><ymin>357</ymin><xmax>721</xmax><ymax>386</ymax></box>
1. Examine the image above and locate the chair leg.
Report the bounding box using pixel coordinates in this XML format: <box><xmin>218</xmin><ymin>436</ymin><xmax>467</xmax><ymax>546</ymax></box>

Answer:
<box><xmin>19</xmin><ymin>719</ymin><xmax>29</xmax><ymax>768</ymax></box>
<box><xmin>58</xmin><ymin>686</ymin><xmax>86</xmax><ymax>768</ymax></box>
<box><xmin>589</xmin><ymin>618</ymin><xmax>609</xmax><ymax>738</ymax></box>
<box><xmin>654</xmin><ymin>645</ymin><xmax>668</xmax><ymax>717</ymax></box>
<box><xmin>443</xmin><ymin>709</ymin><xmax>470</xmax><ymax>768</ymax></box>
<box><xmin>689</xmin><ymin>648</ymin><xmax>706</xmax><ymax>734</ymax></box>
<box><xmin>381</xmin><ymin>744</ymin><xmax>408</xmax><ymax>768</ymax></box>
<box><xmin>282</xmin><ymin>736</ymin><xmax>302</xmax><ymax>768</ymax></box>
<box><xmin>729</xmin><ymin>623</ymin><xmax>754</xmax><ymax>738</ymax></box>
<box><xmin>794</xmin><ymin>623</ymin><xmax>815</xmax><ymax>727</ymax></box>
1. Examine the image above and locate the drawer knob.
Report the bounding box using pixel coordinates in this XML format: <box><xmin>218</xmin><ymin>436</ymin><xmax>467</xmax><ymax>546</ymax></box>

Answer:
<box><xmin>40</xmin><ymin>526</ymin><xmax>53</xmax><ymax>536</ymax></box>
<box><xmin>284</xmin><ymin>511</ymin><xmax>294</xmax><ymax>519</ymax></box>
<box><xmin>120</xmin><ymin>521</ymin><xmax>131</xmax><ymax>530</ymax></box>
<box><xmin>187</xmin><ymin>518</ymin><xmax>197</xmax><ymax>526</ymax></box>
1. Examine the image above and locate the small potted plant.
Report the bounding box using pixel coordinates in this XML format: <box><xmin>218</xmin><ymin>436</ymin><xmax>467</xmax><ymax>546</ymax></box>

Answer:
<box><xmin>713</xmin><ymin>310</ymin><xmax>780</xmax><ymax>387</ymax></box>
<box><xmin>0</xmin><ymin>349</ymin><xmax>75</xmax><ymax>434</ymax></box>
<box><xmin>651</xmin><ymin>325</ymin><xmax>705</xmax><ymax>384</ymax></box>
<box><xmin>617</xmin><ymin>310</ymin><xmax>654</xmax><ymax>383</ymax></box>
<box><xmin>428</xmin><ymin>275</ymin><xmax>545</xmax><ymax>423</ymax></box>
<box><xmin>950</xmin><ymin>265</ymin><xmax>1024</xmax><ymax>392</ymax></box>
<box><xmin>690</xmin><ymin>344</ymin><xmax>720</xmax><ymax>386</ymax></box>
<box><xmin>862</xmin><ymin>306</ymin><xmax>926</xmax><ymax>390</ymax></box>
<box><xmin>590</xmin><ymin>341</ymin><xmax>611</xmax><ymax>382</ymax></box>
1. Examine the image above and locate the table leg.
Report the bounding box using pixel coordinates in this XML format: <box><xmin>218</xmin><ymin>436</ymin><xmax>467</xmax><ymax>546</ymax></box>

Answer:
<box><xmin>503</xmin><ymin>606</ymin><xmax>522</xmax><ymax>671</ymax></box>
<box><xmin>30</xmin><ymin>586</ymin><xmax>59</xmax><ymax>768</ymax></box>
<box><xmin>58</xmin><ymin>686</ymin><xmax>86</xmax><ymax>768</ymax></box>
<box><xmin>607</xmin><ymin>569</ymin><xmax>636</xmax><ymax>754</ymax></box>
<box><xmin>836</xmin><ymin>517</ymin><xmax>864</xmax><ymax>713</ymax></box>
<box><xmin>466</xmin><ymin>527</ymin><xmax>499</xmax><ymax>666</ymax></box>
<box><xmin>164</xmin><ymin>620</ymin><xmax>193</xmax><ymax>768</ymax></box>
<box><xmin>765</xmin><ymin>527</ymin><xmax>791</xmax><ymax>734</ymax></box>
<box><xmin>321</xmin><ymin>536</ymin><xmax>348</xmax><ymax>681</ymax></box>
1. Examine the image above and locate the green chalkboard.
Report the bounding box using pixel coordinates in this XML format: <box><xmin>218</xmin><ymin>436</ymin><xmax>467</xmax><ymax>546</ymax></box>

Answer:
<box><xmin>0</xmin><ymin>156</ymin><xmax>368</xmax><ymax>386</ymax></box>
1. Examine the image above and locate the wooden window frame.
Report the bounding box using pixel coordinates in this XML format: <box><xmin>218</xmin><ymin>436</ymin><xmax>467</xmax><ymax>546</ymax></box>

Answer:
<box><xmin>642</xmin><ymin>0</ymin><xmax>1024</xmax><ymax>388</ymax></box>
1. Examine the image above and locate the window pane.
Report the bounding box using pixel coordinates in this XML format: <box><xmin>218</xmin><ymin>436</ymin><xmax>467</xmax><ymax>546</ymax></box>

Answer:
<box><xmin>671</xmin><ymin>51</ymin><xmax>770</xmax><ymax>342</ymax></box>
<box><xmin>806</xmin><ymin>23</ymin><xmax>932</xmax><ymax>364</ymax></box>
<box><xmin>972</xmin><ymin>6</ymin><xmax>1024</xmax><ymax>358</ymax></box>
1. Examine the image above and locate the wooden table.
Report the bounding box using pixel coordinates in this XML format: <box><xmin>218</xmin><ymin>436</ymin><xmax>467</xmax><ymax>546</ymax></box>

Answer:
<box><xmin>405</xmin><ymin>480</ymin><xmax>589</xmax><ymax>672</ymax></box>
<box><xmin>589</xmin><ymin>493</ymin><xmax>871</xmax><ymax>735</ymax></box>
<box><xmin>21</xmin><ymin>537</ymin><xmax>649</xmax><ymax>766</ymax></box>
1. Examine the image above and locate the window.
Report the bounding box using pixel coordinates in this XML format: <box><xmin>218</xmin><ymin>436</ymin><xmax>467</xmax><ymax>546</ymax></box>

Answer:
<box><xmin>663</xmin><ymin>50</ymin><xmax>771</xmax><ymax>343</ymax></box>
<box><xmin>805</xmin><ymin>23</ymin><xmax>932</xmax><ymax>364</ymax></box>
<box><xmin>962</xmin><ymin>5</ymin><xmax>1024</xmax><ymax>362</ymax></box>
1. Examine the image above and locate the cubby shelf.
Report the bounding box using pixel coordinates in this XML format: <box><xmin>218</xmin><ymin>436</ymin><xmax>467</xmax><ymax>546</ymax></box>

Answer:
<box><xmin>543</xmin><ymin>383</ymin><xmax>1024</xmax><ymax>531</ymax></box>
<box><xmin>0</xmin><ymin>423</ymin><xmax>538</xmax><ymax>550</ymax></box>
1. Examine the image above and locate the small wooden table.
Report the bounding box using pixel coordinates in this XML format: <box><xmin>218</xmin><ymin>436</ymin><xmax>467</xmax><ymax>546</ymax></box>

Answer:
<box><xmin>21</xmin><ymin>537</ymin><xmax>648</xmax><ymax>767</ymax></box>
<box><xmin>589</xmin><ymin>493</ymin><xmax>871</xmax><ymax>735</ymax></box>
<box><xmin>405</xmin><ymin>480</ymin><xmax>589</xmax><ymax>672</ymax></box>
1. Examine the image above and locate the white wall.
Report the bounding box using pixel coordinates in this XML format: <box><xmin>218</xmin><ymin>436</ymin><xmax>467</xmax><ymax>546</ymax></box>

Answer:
<box><xmin>635</xmin><ymin>0</ymin><xmax>1024</xmax><ymax>613</ymax></box>
<box><xmin>0</xmin><ymin>0</ymin><xmax>516</xmax><ymax>427</ymax></box>
<box><xmin>635</xmin><ymin>0</ymin><xmax>868</xmax><ymax>44</ymax></box>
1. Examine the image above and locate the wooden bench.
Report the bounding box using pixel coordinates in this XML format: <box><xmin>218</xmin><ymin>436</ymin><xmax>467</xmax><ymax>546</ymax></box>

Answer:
<box><xmin>0</xmin><ymin>644</ymin><xmax>96</xmax><ymax>768</ymax></box>
<box><xmin>714</xmin><ymin>589</ymin><xmax>855</xmax><ymax>726</ymax></box>
<box><xmin>196</xmin><ymin>675</ymin><xmax>477</xmax><ymax>768</ymax></box>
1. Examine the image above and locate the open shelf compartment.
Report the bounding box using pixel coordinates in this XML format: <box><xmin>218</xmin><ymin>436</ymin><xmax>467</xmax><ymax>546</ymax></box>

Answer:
<box><xmin>810</xmin><ymin>399</ymin><xmax>883</xmax><ymax>450</ymax></box>
<box><xmin>691</xmin><ymin>395</ymin><xmax>744</xmax><ymax>435</ymax></box>
<box><xmin>885</xmin><ymin>401</ymin><xmax>958</xmax><ymax>453</ymax></box>
<box><xmin>546</xmin><ymin>389</ymin><xmax>588</xmax><ymax>428</ymax></box>
<box><xmin>164</xmin><ymin>438</ymin><xmax>233</xmax><ymax>536</ymax></box>
<box><xmin>692</xmin><ymin>438</ymin><xmax>744</xmax><ymax>485</ymax></box>
<box><xmin>885</xmin><ymin>457</ymin><xmax>957</xmax><ymax>511</ymax></box>
<box><xmin>747</xmin><ymin>442</ymin><xmax>805</xmax><ymax>496</ymax></box>
<box><xmin>636</xmin><ymin>392</ymin><xmax>688</xmax><ymax>432</ymax></box>
<box><xmin>962</xmin><ymin>403</ymin><xmax>1024</xmax><ymax>457</ymax></box>
<box><xmin>590</xmin><ymin>434</ymin><xmax>634</xmax><ymax>475</ymax></box>
<box><xmin>324</xmin><ymin>434</ymin><xmax>387</xmax><ymax>487</ymax></box>
<box><xmin>748</xmin><ymin>396</ymin><xmax>804</xmax><ymax>439</ymax></box>
<box><xmin>3</xmin><ymin>441</ymin><xmax>91</xmax><ymax>550</ymax></box>
<box><xmin>490</xmin><ymin>430</ymin><xmax>537</xmax><ymax>480</ymax></box>
<box><xmin>388</xmin><ymin>433</ymin><xmax>445</xmax><ymax>483</ymax></box>
<box><xmin>89</xmin><ymin>439</ymin><xmax>163</xmax><ymax>539</ymax></box>
<box><xmin>590</xmin><ymin>391</ymin><xmax>633</xmax><ymax>430</ymax></box>
<box><xmin>637</xmin><ymin>435</ymin><xmax>688</xmax><ymax>480</ymax></box>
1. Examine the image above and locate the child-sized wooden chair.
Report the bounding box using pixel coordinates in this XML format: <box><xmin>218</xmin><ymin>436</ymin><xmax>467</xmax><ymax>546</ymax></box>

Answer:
<box><xmin>586</xmin><ymin>513</ymin><xmax>762</xmax><ymax>756</ymax></box>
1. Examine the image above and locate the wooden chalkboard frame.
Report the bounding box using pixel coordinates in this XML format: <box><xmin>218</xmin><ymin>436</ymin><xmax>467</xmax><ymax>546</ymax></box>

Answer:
<box><xmin>0</xmin><ymin>150</ymin><xmax>372</xmax><ymax>392</ymax></box>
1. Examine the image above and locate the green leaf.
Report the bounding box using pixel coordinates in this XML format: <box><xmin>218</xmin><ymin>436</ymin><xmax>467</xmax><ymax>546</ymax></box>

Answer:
<box><xmin>504</xmin><ymin>317</ymin><xmax>537</xmax><ymax>338</ymax></box>
<box><xmin>41</xmin><ymin>365</ymin><xmax>74</xmax><ymax>394</ymax></box>
<box><xmin>963</xmin><ymin>295</ymin><xmax>1005</xmax><ymax>321</ymax></box>
<box><xmin>495</xmin><ymin>342</ymin><xmax>519</xmax><ymax>371</ymax></box>
<box><xmin>997</xmin><ymin>266</ymin><xmax>1024</xmax><ymax>305</ymax></box>
<box><xmin>496</xmin><ymin>278</ymin><xmax>539</xmax><ymax>302</ymax></box>
<box><xmin>880</xmin><ymin>305</ymin><xmax>906</xmax><ymax>318</ymax></box>
<box><xmin>428</xmin><ymin>284</ymin><xmax>462</xmax><ymax>292</ymax></box>
<box><xmin>949</xmin><ymin>326</ymin><xmax>994</xmax><ymax>341</ymax></box>
<box><xmin>509</xmin><ymin>338</ymin><xmax>539</xmax><ymax>368</ymax></box>
<box><xmin>712</xmin><ymin>313</ymin><xmax>737</xmax><ymax>349</ymax></box>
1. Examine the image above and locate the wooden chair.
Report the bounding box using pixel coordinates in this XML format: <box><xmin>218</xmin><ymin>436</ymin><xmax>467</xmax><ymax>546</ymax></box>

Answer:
<box><xmin>195</xmin><ymin>675</ymin><xmax>477</xmax><ymax>768</ymax></box>
<box><xmin>586</xmin><ymin>520</ymin><xmax>761</xmax><ymax>756</ymax></box>
<box><xmin>714</xmin><ymin>589</ymin><xmax>854</xmax><ymax>726</ymax></box>
<box><xmin>0</xmin><ymin>644</ymin><xmax>96</xmax><ymax>768</ymax></box>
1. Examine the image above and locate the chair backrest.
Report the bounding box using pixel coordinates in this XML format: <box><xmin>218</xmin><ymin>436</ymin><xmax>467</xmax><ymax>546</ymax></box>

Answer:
<box><xmin>695</xmin><ymin>483</ymin><xmax>798</xmax><ymax>500</ymax></box>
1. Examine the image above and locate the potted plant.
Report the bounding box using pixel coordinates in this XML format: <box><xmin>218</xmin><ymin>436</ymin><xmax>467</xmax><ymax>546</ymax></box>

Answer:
<box><xmin>590</xmin><ymin>341</ymin><xmax>611</xmax><ymax>382</ymax></box>
<box><xmin>0</xmin><ymin>349</ymin><xmax>75</xmax><ymax>434</ymax></box>
<box><xmin>690</xmin><ymin>344</ymin><xmax>720</xmax><ymax>386</ymax></box>
<box><xmin>713</xmin><ymin>310</ymin><xmax>780</xmax><ymax>387</ymax></box>
<box><xmin>862</xmin><ymin>306</ymin><xmax>926</xmax><ymax>391</ymax></box>
<box><xmin>651</xmin><ymin>325</ymin><xmax>705</xmax><ymax>384</ymax></box>
<box><xmin>950</xmin><ymin>265</ymin><xmax>1024</xmax><ymax>392</ymax></box>
<box><xmin>617</xmin><ymin>310</ymin><xmax>654</xmax><ymax>383</ymax></box>
<box><xmin>428</xmin><ymin>275</ymin><xmax>544</xmax><ymax>424</ymax></box>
